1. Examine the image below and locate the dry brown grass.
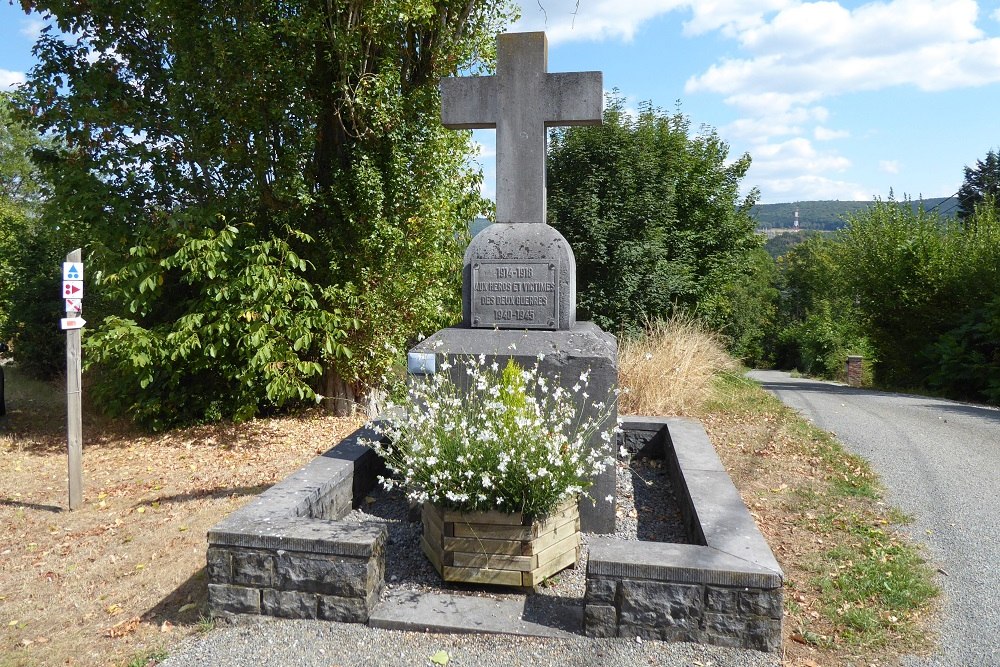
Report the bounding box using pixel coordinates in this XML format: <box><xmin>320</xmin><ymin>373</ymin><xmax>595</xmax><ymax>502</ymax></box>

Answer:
<box><xmin>0</xmin><ymin>367</ymin><xmax>362</xmax><ymax>667</ymax></box>
<box><xmin>618</xmin><ymin>316</ymin><xmax>738</xmax><ymax>416</ymax></box>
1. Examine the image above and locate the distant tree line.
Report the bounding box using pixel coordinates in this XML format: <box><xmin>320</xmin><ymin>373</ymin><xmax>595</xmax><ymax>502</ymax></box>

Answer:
<box><xmin>753</xmin><ymin>196</ymin><xmax>958</xmax><ymax>230</ymax></box>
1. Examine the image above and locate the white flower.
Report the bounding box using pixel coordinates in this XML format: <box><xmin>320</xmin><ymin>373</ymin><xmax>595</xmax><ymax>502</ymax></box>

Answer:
<box><xmin>572</xmin><ymin>383</ymin><xmax>581</xmax><ymax>393</ymax></box>
<box><xmin>605</xmin><ymin>495</ymin><xmax>614</xmax><ymax>503</ymax></box>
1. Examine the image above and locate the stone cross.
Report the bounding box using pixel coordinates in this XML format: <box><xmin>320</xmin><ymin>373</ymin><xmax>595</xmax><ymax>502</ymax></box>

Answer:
<box><xmin>441</xmin><ymin>32</ymin><xmax>602</xmax><ymax>224</ymax></box>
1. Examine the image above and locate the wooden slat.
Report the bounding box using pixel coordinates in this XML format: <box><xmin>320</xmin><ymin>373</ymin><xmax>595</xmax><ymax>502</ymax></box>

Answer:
<box><xmin>530</xmin><ymin>501</ymin><xmax>578</xmax><ymax>537</ymax></box>
<box><xmin>444</xmin><ymin>507</ymin><xmax>526</xmax><ymax>525</ymax></box>
<box><xmin>422</xmin><ymin>510</ymin><xmax>443</xmax><ymax>546</ymax></box>
<box><xmin>452</xmin><ymin>522</ymin><xmax>533</xmax><ymax>541</ymax></box>
<box><xmin>522</xmin><ymin>544</ymin><xmax>579</xmax><ymax>587</ymax></box>
<box><xmin>421</xmin><ymin>535</ymin><xmax>444</xmax><ymax>577</ymax></box>
<box><xmin>526</xmin><ymin>515</ymin><xmax>579</xmax><ymax>554</ymax></box>
<box><xmin>534</xmin><ymin>531</ymin><xmax>580</xmax><ymax>568</ymax></box>
<box><xmin>444</xmin><ymin>565</ymin><xmax>523</xmax><ymax>587</ymax></box>
<box><xmin>452</xmin><ymin>550</ymin><xmax>535</xmax><ymax>572</ymax></box>
<box><xmin>444</xmin><ymin>536</ymin><xmax>524</xmax><ymax>556</ymax></box>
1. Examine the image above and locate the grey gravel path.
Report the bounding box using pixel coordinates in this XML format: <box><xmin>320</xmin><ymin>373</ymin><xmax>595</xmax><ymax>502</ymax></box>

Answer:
<box><xmin>748</xmin><ymin>370</ymin><xmax>1000</xmax><ymax>667</ymax></box>
<box><xmin>159</xmin><ymin>616</ymin><xmax>779</xmax><ymax>667</ymax></box>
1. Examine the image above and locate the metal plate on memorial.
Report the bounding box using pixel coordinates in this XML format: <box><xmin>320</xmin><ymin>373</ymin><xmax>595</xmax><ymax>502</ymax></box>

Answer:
<box><xmin>471</xmin><ymin>261</ymin><xmax>559</xmax><ymax>329</ymax></box>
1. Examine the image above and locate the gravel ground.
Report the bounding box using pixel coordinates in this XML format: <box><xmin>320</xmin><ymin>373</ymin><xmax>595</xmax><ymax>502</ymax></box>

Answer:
<box><xmin>159</xmin><ymin>616</ymin><xmax>779</xmax><ymax>667</ymax></box>
<box><xmin>750</xmin><ymin>370</ymin><xmax>1000</xmax><ymax>667</ymax></box>
<box><xmin>159</xmin><ymin>458</ymin><xmax>783</xmax><ymax>667</ymax></box>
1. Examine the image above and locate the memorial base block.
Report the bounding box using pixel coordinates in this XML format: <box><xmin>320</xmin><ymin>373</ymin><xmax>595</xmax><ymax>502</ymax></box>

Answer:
<box><xmin>409</xmin><ymin>323</ymin><xmax>618</xmax><ymax>534</ymax></box>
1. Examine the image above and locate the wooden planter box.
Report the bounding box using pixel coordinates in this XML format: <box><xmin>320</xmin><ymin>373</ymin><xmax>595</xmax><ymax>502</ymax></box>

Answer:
<box><xmin>421</xmin><ymin>498</ymin><xmax>581</xmax><ymax>588</ymax></box>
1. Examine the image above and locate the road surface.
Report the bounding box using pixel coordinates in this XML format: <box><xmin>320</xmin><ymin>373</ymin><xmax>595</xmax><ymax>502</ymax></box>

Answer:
<box><xmin>748</xmin><ymin>370</ymin><xmax>999</xmax><ymax>667</ymax></box>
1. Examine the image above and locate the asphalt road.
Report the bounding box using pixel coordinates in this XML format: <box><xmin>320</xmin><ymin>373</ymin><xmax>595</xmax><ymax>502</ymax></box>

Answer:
<box><xmin>748</xmin><ymin>370</ymin><xmax>999</xmax><ymax>667</ymax></box>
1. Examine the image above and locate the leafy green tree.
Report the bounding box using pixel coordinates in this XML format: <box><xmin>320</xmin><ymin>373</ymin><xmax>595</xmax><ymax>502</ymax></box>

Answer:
<box><xmin>0</xmin><ymin>91</ymin><xmax>71</xmax><ymax>378</ymax></box>
<box><xmin>546</xmin><ymin>94</ymin><xmax>761</xmax><ymax>348</ymax></box>
<box><xmin>840</xmin><ymin>196</ymin><xmax>1000</xmax><ymax>390</ymax></box>
<box><xmin>17</xmin><ymin>0</ymin><xmax>512</xmax><ymax>428</ymax></box>
<box><xmin>957</xmin><ymin>149</ymin><xmax>1000</xmax><ymax>221</ymax></box>
<box><xmin>770</xmin><ymin>234</ymin><xmax>869</xmax><ymax>378</ymax></box>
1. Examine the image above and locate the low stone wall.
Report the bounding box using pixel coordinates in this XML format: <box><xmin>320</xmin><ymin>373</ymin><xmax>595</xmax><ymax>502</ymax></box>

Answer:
<box><xmin>207</xmin><ymin>418</ymin><xmax>783</xmax><ymax>651</ymax></box>
<box><xmin>206</xmin><ymin>426</ymin><xmax>387</xmax><ymax>622</ymax></box>
<box><xmin>584</xmin><ymin>417</ymin><xmax>784</xmax><ymax>652</ymax></box>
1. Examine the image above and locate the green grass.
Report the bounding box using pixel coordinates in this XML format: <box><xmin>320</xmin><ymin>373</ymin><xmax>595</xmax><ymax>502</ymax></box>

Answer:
<box><xmin>121</xmin><ymin>647</ymin><xmax>169</xmax><ymax>667</ymax></box>
<box><xmin>708</xmin><ymin>369</ymin><xmax>939</xmax><ymax>653</ymax></box>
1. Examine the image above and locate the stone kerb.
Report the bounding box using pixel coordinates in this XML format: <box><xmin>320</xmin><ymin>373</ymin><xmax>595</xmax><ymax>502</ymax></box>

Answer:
<box><xmin>206</xmin><ymin>426</ymin><xmax>387</xmax><ymax>623</ymax></box>
<box><xmin>585</xmin><ymin>416</ymin><xmax>784</xmax><ymax>652</ymax></box>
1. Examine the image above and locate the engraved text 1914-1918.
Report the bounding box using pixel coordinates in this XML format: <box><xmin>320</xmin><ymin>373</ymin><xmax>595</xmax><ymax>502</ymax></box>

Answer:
<box><xmin>471</xmin><ymin>261</ymin><xmax>559</xmax><ymax>329</ymax></box>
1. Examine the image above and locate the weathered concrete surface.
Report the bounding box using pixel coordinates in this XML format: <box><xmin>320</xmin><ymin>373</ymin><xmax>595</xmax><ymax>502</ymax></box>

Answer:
<box><xmin>584</xmin><ymin>417</ymin><xmax>783</xmax><ymax>652</ymax></box>
<box><xmin>440</xmin><ymin>31</ymin><xmax>601</xmax><ymax>225</ymax></box>
<box><xmin>462</xmin><ymin>223</ymin><xmax>577</xmax><ymax>329</ymax></box>
<box><xmin>369</xmin><ymin>589</ymin><xmax>582</xmax><ymax>638</ymax></box>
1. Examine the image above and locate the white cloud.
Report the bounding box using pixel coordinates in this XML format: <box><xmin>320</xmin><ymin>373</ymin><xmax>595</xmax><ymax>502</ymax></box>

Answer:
<box><xmin>753</xmin><ymin>173</ymin><xmax>873</xmax><ymax>202</ymax></box>
<box><xmin>20</xmin><ymin>19</ymin><xmax>46</xmax><ymax>40</ymax></box>
<box><xmin>1</xmin><ymin>69</ymin><xmax>26</xmax><ymax>91</ymax></box>
<box><xmin>686</xmin><ymin>0</ymin><xmax>1000</xmax><ymax>99</ymax></box>
<box><xmin>879</xmin><ymin>160</ymin><xmax>901</xmax><ymax>174</ymax></box>
<box><xmin>815</xmin><ymin>126</ymin><xmax>849</xmax><ymax>141</ymax></box>
<box><xmin>750</xmin><ymin>137</ymin><xmax>851</xmax><ymax>175</ymax></box>
<box><xmin>681</xmin><ymin>0</ymin><xmax>794</xmax><ymax>37</ymax></box>
<box><xmin>513</xmin><ymin>0</ymin><xmax>687</xmax><ymax>43</ymax></box>
<box><xmin>738</xmin><ymin>0</ymin><xmax>982</xmax><ymax>57</ymax></box>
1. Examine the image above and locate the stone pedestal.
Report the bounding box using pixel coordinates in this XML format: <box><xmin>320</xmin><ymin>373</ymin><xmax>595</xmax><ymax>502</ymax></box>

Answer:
<box><xmin>846</xmin><ymin>355</ymin><xmax>863</xmax><ymax>387</ymax></box>
<box><xmin>409</xmin><ymin>323</ymin><xmax>618</xmax><ymax>534</ymax></box>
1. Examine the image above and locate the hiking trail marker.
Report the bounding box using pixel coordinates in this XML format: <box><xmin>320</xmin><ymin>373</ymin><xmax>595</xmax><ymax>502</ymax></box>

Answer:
<box><xmin>63</xmin><ymin>250</ymin><xmax>84</xmax><ymax>510</ymax></box>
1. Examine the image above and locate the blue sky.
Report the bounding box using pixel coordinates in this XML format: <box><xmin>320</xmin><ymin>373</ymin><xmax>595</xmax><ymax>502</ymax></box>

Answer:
<box><xmin>2</xmin><ymin>1</ymin><xmax>999</xmax><ymax>204</ymax></box>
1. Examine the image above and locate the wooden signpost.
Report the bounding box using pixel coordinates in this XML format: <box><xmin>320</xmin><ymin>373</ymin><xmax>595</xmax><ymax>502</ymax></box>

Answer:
<box><xmin>63</xmin><ymin>249</ymin><xmax>84</xmax><ymax>510</ymax></box>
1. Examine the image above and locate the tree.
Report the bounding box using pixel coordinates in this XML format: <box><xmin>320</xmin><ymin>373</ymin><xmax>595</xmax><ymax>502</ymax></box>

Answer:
<box><xmin>17</xmin><ymin>0</ymin><xmax>513</xmax><ymax>428</ymax></box>
<box><xmin>0</xmin><ymin>91</ymin><xmax>70</xmax><ymax>378</ymax></box>
<box><xmin>957</xmin><ymin>148</ymin><xmax>1000</xmax><ymax>221</ymax></box>
<box><xmin>546</xmin><ymin>94</ymin><xmax>762</xmax><ymax>347</ymax></box>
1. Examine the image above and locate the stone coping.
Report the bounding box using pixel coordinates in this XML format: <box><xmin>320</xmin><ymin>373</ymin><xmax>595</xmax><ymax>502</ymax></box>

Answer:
<box><xmin>601</xmin><ymin>416</ymin><xmax>783</xmax><ymax>584</ymax></box>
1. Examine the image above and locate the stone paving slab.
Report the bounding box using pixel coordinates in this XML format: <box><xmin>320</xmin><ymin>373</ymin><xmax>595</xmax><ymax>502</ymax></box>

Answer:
<box><xmin>368</xmin><ymin>589</ymin><xmax>583</xmax><ymax>638</ymax></box>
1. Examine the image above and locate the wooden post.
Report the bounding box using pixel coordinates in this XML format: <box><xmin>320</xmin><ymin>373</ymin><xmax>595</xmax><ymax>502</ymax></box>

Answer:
<box><xmin>66</xmin><ymin>248</ymin><xmax>83</xmax><ymax>510</ymax></box>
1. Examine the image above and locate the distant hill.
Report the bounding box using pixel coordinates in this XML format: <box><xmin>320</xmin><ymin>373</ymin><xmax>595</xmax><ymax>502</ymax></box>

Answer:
<box><xmin>752</xmin><ymin>197</ymin><xmax>959</xmax><ymax>230</ymax></box>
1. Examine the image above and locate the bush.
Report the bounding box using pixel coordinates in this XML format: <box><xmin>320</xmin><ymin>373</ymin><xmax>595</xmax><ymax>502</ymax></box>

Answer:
<box><xmin>618</xmin><ymin>316</ymin><xmax>736</xmax><ymax>416</ymax></box>
<box><xmin>547</xmin><ymin>94</ymin><xmax>761</xmax><ymax>340</ymax></box>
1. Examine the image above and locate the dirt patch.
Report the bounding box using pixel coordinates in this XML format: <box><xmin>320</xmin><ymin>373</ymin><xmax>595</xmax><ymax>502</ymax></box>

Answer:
<box><xmin>0</xmin><ymin>367</ymin><xmax>361</xmax><ymax>667</ymax></box>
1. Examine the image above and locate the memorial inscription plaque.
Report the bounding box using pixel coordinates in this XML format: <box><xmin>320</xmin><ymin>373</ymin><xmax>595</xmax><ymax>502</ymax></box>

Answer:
<box><xmin>471</xmin><ymin>260</ymin><xmax>559</xmax><ymax>329</ymax></box>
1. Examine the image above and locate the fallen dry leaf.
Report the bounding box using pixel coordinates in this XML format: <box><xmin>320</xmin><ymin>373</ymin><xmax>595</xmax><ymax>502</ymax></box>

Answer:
<box><xmin>101</xmin><ymin>617</ymin><xmax>141</xmax><ymax>638</ymax></box>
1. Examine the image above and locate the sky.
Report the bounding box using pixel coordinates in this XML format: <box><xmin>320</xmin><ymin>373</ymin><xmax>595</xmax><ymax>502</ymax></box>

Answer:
<box><xmin>2</xmin><ymin>1</ymin><xmax>999</xmax><ymax>204</ymax></box>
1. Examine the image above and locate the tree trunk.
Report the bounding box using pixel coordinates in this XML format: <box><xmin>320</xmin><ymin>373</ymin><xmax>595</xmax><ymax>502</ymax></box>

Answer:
<box><xmin>319</xmin><ymin>364</ymin><xmax>357</xmax><ymax>417</ymax></box>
